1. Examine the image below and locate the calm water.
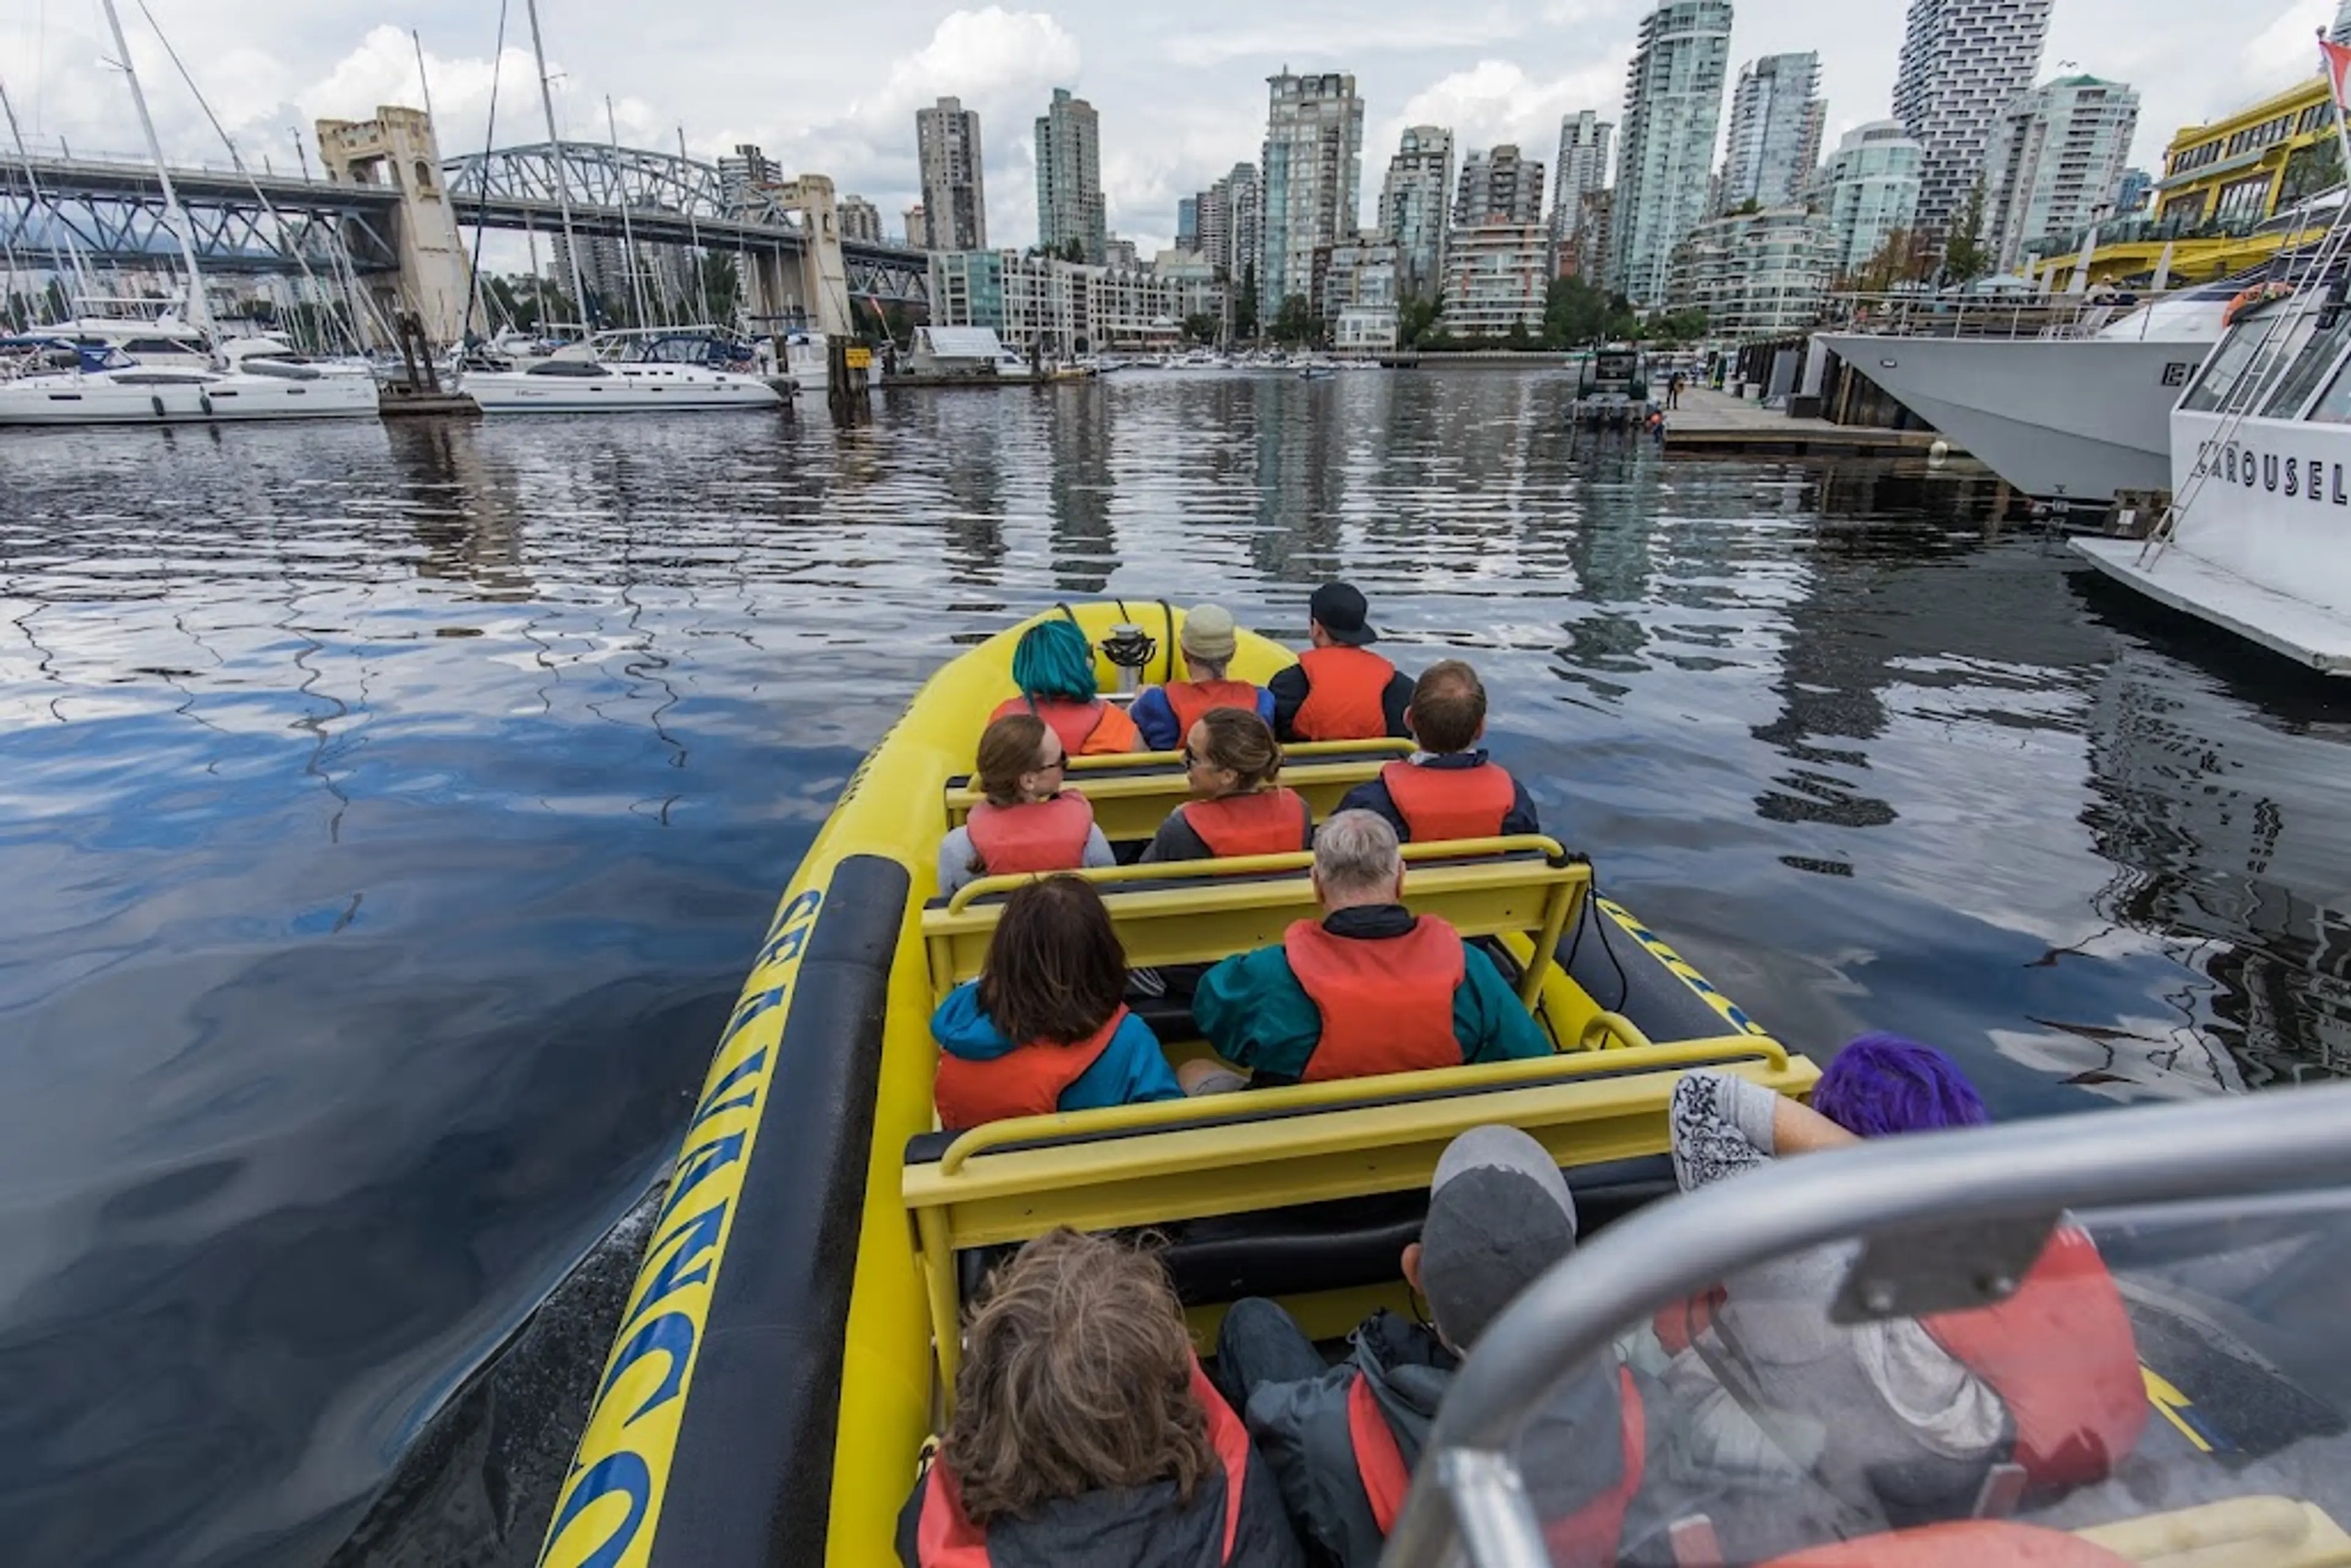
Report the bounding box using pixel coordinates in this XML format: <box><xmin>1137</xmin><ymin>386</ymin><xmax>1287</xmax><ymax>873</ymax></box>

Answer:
<box><xmin>3</xmin><ymin>372</ymin><xmax>2347</xmax><ymax>1565</ymax></box>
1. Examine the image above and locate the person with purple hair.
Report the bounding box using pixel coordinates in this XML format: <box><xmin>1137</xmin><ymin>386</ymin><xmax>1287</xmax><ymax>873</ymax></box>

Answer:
<box><xmin>1637</xmin><ymin>1038</ymin><xmax>2141</xmax><ymax>1563</ymax></box>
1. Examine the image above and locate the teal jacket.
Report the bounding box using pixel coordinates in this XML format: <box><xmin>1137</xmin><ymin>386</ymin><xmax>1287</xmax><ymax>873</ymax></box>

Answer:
<box><xmin>1192</xmin><ymin>905</ymin><xmax>1554</xmax><ymax>1084</ymax></box>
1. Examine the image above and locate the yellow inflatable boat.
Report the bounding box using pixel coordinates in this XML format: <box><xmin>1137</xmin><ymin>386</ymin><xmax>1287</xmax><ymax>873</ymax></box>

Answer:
<box><xmin>534</xmin><ymin>602</ymin><xmax>1820</xmax><ymax>1567</ymax></box>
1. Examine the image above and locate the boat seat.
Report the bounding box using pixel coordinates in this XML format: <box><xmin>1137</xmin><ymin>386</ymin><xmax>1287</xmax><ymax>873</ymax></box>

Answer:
<box><xmin>944</xmin><ymin>1155</ymin><xmax>1680</xmax><ymax>1313</ymax></box>
<box><xmin>902</xmin><ymin>1035</ymin><xmax>1820</xmax><ymax>1409</ymax></box>
<box><xmin>942</xmin><ymin>738</ymin><xmax>1412</xmax><ymax>844</ymax></box>
<box><xmin>921</xmin><ymin>837</ymin><xmax>1589</xmax><ymax>1011</ymax></box>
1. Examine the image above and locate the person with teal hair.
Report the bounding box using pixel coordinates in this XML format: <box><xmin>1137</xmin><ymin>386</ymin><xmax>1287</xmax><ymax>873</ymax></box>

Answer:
<box><xmin>991</xmin><ymin>620</ymin><xmax>1144</xmax><ymax>756</ymax></box>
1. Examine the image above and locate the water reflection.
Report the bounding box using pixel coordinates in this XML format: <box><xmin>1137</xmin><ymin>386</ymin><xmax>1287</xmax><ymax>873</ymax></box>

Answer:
<box><xmin>0</xmin><ymin>376</ymin><xmax>2347</xmax><ymax>1566</ymax></box>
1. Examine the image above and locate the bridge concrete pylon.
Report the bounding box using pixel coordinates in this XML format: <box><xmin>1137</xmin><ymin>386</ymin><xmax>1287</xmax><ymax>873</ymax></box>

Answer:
<box><xmin>314</xmin><ymin>107</ymin><xmax>473</xmax><ymax>343</ymax></box>
<box><xmin>769</xmin><ymin>174</ymin><xmax>853</xmax><ymax>337</ymax></box>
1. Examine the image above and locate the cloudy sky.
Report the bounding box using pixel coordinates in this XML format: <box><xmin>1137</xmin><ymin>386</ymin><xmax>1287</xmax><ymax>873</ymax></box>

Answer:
<box><xmin>2</xmin><ymin>0</ymin><xmax>2342</xmax><ymax>259</ymax></box>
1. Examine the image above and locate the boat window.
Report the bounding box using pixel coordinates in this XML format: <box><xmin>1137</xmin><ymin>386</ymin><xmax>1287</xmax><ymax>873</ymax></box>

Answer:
<box><xmin>524</xmin><ymin>360</ymin><xmax>612</xmax><ymax>378</ymax></box>
<box><xmin>2303</xmin><ymin>339</ymin><xmax>2351</xmax><ymax>424</ymax></box>
<box><xmin>1407</xmin><ymin>1187</ymin><xmax>2351</xmax><ymax>1568</ymax></box>
<box><xmin>2260</xmin><ymin>307</ymin><xmax>2351</xmax><ymax>418</ymax></box>
<box><xmin>2180</xmin><ymin>319</ymin><xmax>2282</xmax><ymax>413</ymax></box>
<box><xmin>241</xmin><ymin>360</ymin><xmax>324</xmax><ymax>381</ymax></box>
<box><xmin>122</xmin><ymin>337</ymin><xmax>197</xmax><ymax>356</ymax></box>
<box><xmin>109</xmin><ymin>372</ymin><xmax>213</xmax><ymax>386</ymax></box>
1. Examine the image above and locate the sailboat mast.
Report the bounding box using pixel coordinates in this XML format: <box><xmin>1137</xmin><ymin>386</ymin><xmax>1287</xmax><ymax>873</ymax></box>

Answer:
<box><xmin>523</xmin><ymin>0</ymin><xmax>588</xmax><ymax>336</ymax></box>
<box><xmin>606</xmin><ymin>96</ymin><xmax>651</xmax><ymax>327</ymax></box>
<box><xmin>97</xmin><ymin>0</ymin><xmax>212</xmax><ymax>337</ymax></box>
<box><xmin>0</xmin><ymin>76</ymin><xmax>94</xmax><ymax>314</ymax></box>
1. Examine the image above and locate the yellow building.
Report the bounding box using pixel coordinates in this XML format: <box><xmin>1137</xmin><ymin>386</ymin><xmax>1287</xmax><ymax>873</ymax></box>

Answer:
<box><xmin>2152</xmin><ymin>75</ymin><xmax>2338</xmax><ymax>228</ymax></box>
<box><xmin>2023</xmin><ymin>75</ymin><xmax>2341</xmax><ymax>289</ymax></box>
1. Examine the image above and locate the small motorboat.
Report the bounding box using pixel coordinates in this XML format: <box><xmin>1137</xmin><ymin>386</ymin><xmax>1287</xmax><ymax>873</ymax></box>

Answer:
<box><xmin>536</xmin><ymin>602</ymin><xmax>1815</xmax><ymax>1565</ymax></box>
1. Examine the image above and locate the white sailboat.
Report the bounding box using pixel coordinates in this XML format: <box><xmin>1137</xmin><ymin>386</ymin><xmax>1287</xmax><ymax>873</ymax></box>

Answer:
<box><xmin>460</xmin><ymin>0</ymin><xmax>779</xmax><ymax>416</ymax></box>
<box><xmin>0</xmin><ymin>0</ymin><xmax>377</xmax><ymax>427</ymax></box>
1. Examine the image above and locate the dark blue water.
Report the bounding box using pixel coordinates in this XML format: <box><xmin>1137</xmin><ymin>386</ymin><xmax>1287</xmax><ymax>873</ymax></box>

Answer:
<box><xmin>2</xmin><ymin>373</ymin><xmax>2345</xmax><ymax>1566</ymax></box>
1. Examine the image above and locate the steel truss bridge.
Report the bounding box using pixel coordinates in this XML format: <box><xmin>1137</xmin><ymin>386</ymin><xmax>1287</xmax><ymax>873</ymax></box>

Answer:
<box><xmin>1</xmin><ymin>141</ymin><xmax>929</xmax><ymax>308</ymax></box>
<box><xmin>441</xmin><ymin>142</ymin><xmax>928</xmax><ymax>307</ymax></box>
<box><xmin>2</xmin><ymin>154</ymin><xmax>404</xmax><ymax>274</ymax></box>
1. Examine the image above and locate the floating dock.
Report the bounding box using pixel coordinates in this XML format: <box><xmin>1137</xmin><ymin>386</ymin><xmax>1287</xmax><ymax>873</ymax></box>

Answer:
<box><xmin>1662</xmin><ymin>386</ymin><xmax>1955</xmax><ymax>458</ymax></box>
<box><xmin>377</xmin><ymin>385</ymin><xmax>480</xmax><ymax>418</ymax></box>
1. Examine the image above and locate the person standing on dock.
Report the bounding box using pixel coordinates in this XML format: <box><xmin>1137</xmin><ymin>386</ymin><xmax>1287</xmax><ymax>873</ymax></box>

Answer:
<box><xmin>1131</xmin><ymin>604</ymin><xmax>1275</xmax><ymax>751</ymax></box>
<box><xmin>1268</xmin><ymin>583</ymin><xmax>1413</xmax><ymax>743</ymax></box>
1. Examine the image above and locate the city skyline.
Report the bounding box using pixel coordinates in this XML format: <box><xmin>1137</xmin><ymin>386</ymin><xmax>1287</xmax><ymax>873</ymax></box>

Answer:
<box><xmin>3</xmin><ymin>0</ymin><xmax>2325</xmax><ymax>262</ymax></box>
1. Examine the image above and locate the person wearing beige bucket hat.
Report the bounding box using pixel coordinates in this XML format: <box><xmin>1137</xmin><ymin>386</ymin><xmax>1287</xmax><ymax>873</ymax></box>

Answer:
<box><xmin>1132</xmin><ymin>603</ymin><xmax>1277</xmax><ymax>752</ymax></box>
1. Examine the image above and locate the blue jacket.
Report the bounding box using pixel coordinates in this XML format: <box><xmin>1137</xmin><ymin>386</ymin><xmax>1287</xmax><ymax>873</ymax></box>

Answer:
<box><xmin>929</xmin><ymin>981</ymin><xmax>1185</xmax><ymax>1111</ymax></box>
<box><xmin>1131</xmin><ymin>682</ymin><xmax>1279</xmax><ymax>751</ymax></box>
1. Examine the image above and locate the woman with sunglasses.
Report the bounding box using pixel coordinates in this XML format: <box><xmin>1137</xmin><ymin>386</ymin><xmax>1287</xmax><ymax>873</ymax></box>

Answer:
<box><xmin>1141</xmin><ymin>707</ymin><xmax>1313</xmax><ymax>864</ymax></box>
<box><xmin>939</xmin><ymin>713</ymin><xmax>1117</xmax><ymax>896</ymax></box>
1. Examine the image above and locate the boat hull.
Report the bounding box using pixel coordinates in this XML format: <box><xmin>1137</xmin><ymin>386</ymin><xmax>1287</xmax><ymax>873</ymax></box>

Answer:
<box><xmin>2074</xmin><ymin>407</ymin><xmax>2351</xmax><ymax>675</ymax></box>
<box><xmin>1819</xmin><ymin>333</ymin><xmax>2209</xmax><ymax>501</ymax></box>
<box><xmin>0</xmin><ymin>371</ymin><xmax>379</xmax><ymax>425</ymax></box>
<box><xmin>462</xmin><ymin>367</ymin><xmax>782</xmax><ymax>413</ymax></box>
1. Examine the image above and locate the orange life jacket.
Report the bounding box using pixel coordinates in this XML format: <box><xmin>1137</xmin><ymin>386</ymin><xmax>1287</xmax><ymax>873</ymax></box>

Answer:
<box><xmin>1283</xmin><ymin>916</ymin><xmax>1466</xmax><ymax>1081</ymax></box>
<box><xmin>963</xmin><ymin>792</ymin><xmax>1095</xmax><ymax>878</ymax></box>
<box><xmin>1919</xmin><ymin>1228</ymin><xmax>2145</xmax><ymax>1492</ymax></box>
<box><xmin>932</xmin><ymin>1006</ymin><xmax>1127</xmax><ymax>1131</ymax></box>
<box><xmin>913</xmin><ymin>1352</ymin><xmax>1252</xmax><ymax>1566</ymax></box>
<box><xmin>1164</xmin><ymin>678</ymin><xmax>1265</xmax><ymax>738</ymax></box>
<box><xmin>1349</xmin><ymin>1367</ymin><xmax>1645</xmax><ymax>1567</ymax></box>
<box><xmin>1290</xmin><ymin>646</ymin><xmax>1398</xmax><ymax>741</ymax></box>
<box><xmin>989</xmin><ymin>695</ymin><xmax>1143</xmax><ymax>756</ymax></box>
<box><xmin>1379</xmin><ymin>758</ymin><xmax>1517</xmax><ymax>842</ymax></box>
<box><xmin>1183</xmin><ymin>789</ymin><xmax>1313</xmax><ymax>858</ymax></box>
<box><xmin>1762</xmin><ymin>1520</ymin><xmax>2134</xmax><ymax>1567</ymax></box>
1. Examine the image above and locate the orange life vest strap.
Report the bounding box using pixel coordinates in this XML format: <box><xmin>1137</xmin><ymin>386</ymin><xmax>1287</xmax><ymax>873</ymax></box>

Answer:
<box><xmin>1166</xmin><ymin>678</ymin><xmax>1264</xmax><ymax>736</ymax></box>
<box><xmin>1291</xmin><ymin>646</ymin><xmax>1397</xmax><ymax>741</ymax></box>
<box><xmin>1348</xmin><ymin>1371</ymin><xmax>1412</xmax><ymax>1534</ymax></box>
<box><xmin>1921</xmin><ymin>1228</ymin><xmax>2145</xmax><ymax>1491</ymax></box>
<box><xmin>1284</xmin><ymin>916</ymin><xmax>1466</xmax><ymax>1082</ymax></box>
<box><xmin>1184</xmin><ymin>789</ymin><xmax>1313</xmax><ymax>858</ymax></box>
<box><xmin>964</xmin><ymin>792</ymin><xmax>1096</xmax><ymax>878</ymax></box>
<box><xmin>1380</xmin><ymin>758</ymin><xmax>1516</xmax><ymax>842</ymax></box>
<box><xmin>932</xmin><ymin>1007</ymin><xmax>1126</xmax><ymax>1132</ymax></box>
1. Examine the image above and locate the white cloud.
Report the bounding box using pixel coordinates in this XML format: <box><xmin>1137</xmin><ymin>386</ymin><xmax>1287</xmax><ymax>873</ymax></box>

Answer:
<box><xmin>1387</xmin><ymin>57</ymin><xmax>1629</xmax><ymax>168</ymax></box>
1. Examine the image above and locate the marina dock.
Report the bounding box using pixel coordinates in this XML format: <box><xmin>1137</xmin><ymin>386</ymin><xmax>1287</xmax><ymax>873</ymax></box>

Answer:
<box><xmin>1663</xmin><ymin>386</ymin><xmax>1960</xmax><ymax>459</ymax></box>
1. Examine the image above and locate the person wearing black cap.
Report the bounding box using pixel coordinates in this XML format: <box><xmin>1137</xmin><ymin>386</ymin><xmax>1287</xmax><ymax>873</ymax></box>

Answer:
<box><xmin>1267</xmin><ymin>583</ymin><xmax>1415</xmax><ymax>743</ymax></box>
<box><xmin>1213</xmin><ymin>1126</ymin><xmax>1647</xmax><ymax>1567</ymax></box>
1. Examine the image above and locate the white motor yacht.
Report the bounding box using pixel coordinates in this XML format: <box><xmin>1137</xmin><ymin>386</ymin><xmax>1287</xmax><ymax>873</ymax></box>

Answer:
<box><xmin>1818</xmin><ymin>282</ymin><xmax>2237</xmax><ymax>502</ymax></box>
<box><xmin>462</xmin><ymin>339</ymin><xmax>782</xmax><ymax>414</ymax></box>
<box><xmin>2074</xmin><ymin>269</ymin><xmax>2351</xmax><ymax>675</ymax></box>
<box><xmin>0</xmin><ymin>336</ymin><xmax>380</xmax><ymax>424</ymax></box>
<box><xmin>784</xmin><ymin>331</ymin><xmax>829</xmax><ymax>396</ymax></box>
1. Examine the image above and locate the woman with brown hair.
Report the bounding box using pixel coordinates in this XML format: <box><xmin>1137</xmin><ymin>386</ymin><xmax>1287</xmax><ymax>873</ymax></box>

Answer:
<box><xmin>897</xmin><ymin>1228</ymin><xmax>1305</xmax><ymax>1566</ymax></box>
<box><xmin>937</xmin><ymin>713</ymin><xmax>1117</xmax><ymax>897</ymax></box>
<box><xmin>931</xmin><ymin>876</ymin><xmax>1182</xmax><ymax>1130</ymax></box>
<box><xmin>1141</xmin><ymin>707</ymin><xmax>1313</xmax><ymax>864</ymax></box>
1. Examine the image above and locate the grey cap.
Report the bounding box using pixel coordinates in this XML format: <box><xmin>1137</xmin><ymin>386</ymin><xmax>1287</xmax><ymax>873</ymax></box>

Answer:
<box><xmin>1419</xmin><ymin>1125</ymin><xmax>1579</xmax><ymax>1351</ymax></box>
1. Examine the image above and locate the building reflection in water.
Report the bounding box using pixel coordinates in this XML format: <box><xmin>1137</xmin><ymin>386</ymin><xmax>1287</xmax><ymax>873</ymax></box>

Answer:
<box><xmin>1046</xmin><ymin>383</ymin><xmax>1116</xmax><ymax>594</ymax></box>
<box><xmin>383</xmin><ymin>420</ymin><xmax>534</xmax><ymax>601</ymax></box>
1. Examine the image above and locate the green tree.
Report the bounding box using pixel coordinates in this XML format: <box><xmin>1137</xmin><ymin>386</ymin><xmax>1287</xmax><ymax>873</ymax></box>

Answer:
<box><xmin>696</xmin><ymin>252</ymin><xmax>741</xmax><ymax>321</ymax></box>
<box><xmin>1269</xmin><ymin>292</ymin><xmax>1319</xmax><ymax>345</ymax></box>
<box><xmin>1643</xmin><ymin>307</ymin><xmax>1709</xmax><ymax>344</ymax></box>
<box><xmin>1398</xmin><ymin>295</ymin><xmax>1442</xmax><ymax>347</ymax></box>
<box><xmin>1234</xmin><ymin>264</ymin><xmax>1259</xmax><ymax>340</ymax></box>
<box><xmin>1943</xmin><ymin>181</ymin><xmax>1992</xmax><ymax>282</ymax></box>
<box><xmin>1182</xmin><ymin>311</ymin><xmax>1219</xmax><ymax>345</ymax></box>
<box><xmin>1060</xmin><ymin>237</ymin><xmax>1087</xmax><ymax>264</ymax></box>
<box><xmin>1505</xmin><ymin>317</ymin><xmax>1532</xmax><ymax>350</ymax></box>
